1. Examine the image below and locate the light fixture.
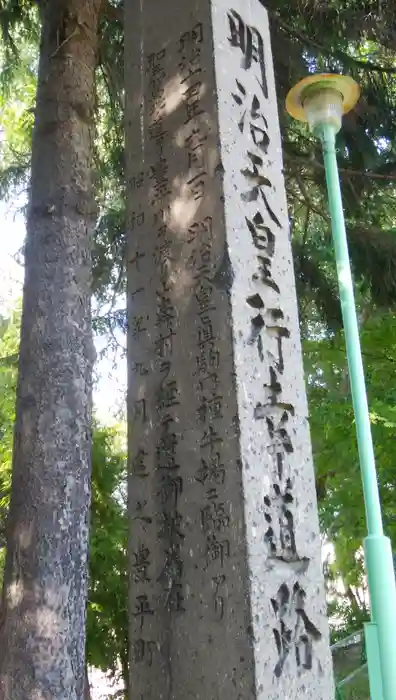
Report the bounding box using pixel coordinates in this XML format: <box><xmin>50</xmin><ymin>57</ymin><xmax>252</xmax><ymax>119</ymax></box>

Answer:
<box><xmin>286</xmin><ymin>73</ymin><xmax>360</xmax><ymax>132</ymax></box>
<box><xmin>286</xmin><ymin>74</ymin><xmax>396</xmax><ymax>700</ymax></box>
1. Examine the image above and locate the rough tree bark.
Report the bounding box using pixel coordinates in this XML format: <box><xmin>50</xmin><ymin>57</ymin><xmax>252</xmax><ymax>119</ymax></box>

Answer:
<box><xmin>0</xmin><ymin>1</ymin><xmax>102</xmax><ymax>698</ymax></box>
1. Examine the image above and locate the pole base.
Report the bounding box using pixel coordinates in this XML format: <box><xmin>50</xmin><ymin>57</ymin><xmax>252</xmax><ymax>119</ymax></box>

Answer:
<box><xmin>364</xmin><ymin>535</ymin><xmax>396</xmax><ymax>700</ymax></box>
<box><xmin>365</xmin><ymin>622</ymin><xmax>383</xmax><ymax>700</ymax></box>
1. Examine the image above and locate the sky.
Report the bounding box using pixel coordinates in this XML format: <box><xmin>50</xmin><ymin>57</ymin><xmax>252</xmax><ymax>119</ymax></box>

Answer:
<box><xmin>0</xmin><ymin>199</ymin><xmax>127</xmax><ymax>425</ymax></box>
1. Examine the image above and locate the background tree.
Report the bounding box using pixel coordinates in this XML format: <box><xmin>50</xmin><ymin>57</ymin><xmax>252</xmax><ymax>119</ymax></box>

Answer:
<box><xmin>306</xmin><ymin>312</ymin><xmax>396</xmax><ymax>596</ymax></box>
<box><xmin>0</xmin><ymin>1</ymin><xmax>106</xmax><ymax>698</ymax></box>
<box><xmin>88</xmin><ymin>427</ymin><xmax>128</xmax><ymax>696</ymax></box>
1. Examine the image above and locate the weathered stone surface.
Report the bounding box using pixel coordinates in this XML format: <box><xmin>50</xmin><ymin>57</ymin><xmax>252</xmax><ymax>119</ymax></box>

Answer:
<box><xmin>125</xmin><ymin>1</ymin><xmax>334</xmax><ymax>698</ymax></box>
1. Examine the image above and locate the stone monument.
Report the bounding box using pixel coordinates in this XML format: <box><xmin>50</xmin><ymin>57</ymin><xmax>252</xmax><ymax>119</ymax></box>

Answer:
<box><xmin>125</xmin><ymin>0</ymin><xmax>334</xmax><ymax>698</ymax></box>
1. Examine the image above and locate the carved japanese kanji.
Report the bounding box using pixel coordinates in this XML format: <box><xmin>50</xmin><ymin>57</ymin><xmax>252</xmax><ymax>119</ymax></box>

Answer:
<box><xmin>126</xmin><ymin>1</ymin><xmax>333</xmax><ymax>698</ymax></box>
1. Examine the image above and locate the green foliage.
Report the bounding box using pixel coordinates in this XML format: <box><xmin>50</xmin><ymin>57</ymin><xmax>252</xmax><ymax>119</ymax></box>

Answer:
<box><xmin>87</xmin><ymin>425</ymin><xmax>128</xmax><ymax>683</ymax></box>
<box><xmin>0</xmin><ymin>1</ymin><xmax>38</xmax><ymax>202</ymax></box>
<box><xmin>0</xmin><ymin>1</ymin><xmax>38</xmax><ymax>60</ymax></box>
<box><xmin>305</xmin><ymin>311</ymin><xmax>396</xmax><ymax>602</ymax></box>
<box><xmin>0</xmin><ymin>307</ymin><xmax>20</xmax><ymax>594</ymax></box>
<box><xmin>0</xmin><ymin>33</ymin><xmax>36</xmax><ymax>200</ymax></box>
<box><xmin>268</xmin><ymin>0</ymin><xmax>396</xmax><ymax>329</ymax></box>
<box><xmin>0</xmin><ymin>304</ymin><xmax>20</xmax><ymax>550</ymax></box>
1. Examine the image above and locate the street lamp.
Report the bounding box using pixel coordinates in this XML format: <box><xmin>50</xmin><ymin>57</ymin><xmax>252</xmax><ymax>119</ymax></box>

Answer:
<box><xmin>286</xmin><ymin>74</ymin><xmax>396</xmax><ymax>700</ymax></box>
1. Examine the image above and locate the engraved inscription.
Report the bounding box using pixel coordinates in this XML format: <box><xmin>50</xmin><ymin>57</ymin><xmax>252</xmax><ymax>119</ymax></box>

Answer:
<box><xmin>127</xmin><ymin>0</ymin><xmax>331</xmax><ymax>692</ymax></box>
<box><xmin>132</xmin><ymin>544</ymin><xmax>151</xmax><ymax>584</ymax></box>
<box><xmin>131</xmin><ymin>639</ymin><xmax>157</xmax><ymax>667</ymax></box>
<box><xmin>178</xmin><ymin>56</ymin><xmax>232</xmax><ymax>613</ymax></box>
<box><xmin>133</xmin><ymin>594</ymin><xmax>154</xmax><ymax>632</ymax></box>
<box><xmin>232</xmin><ymin>79</ymin><xmax>269</xmax><ymax>152</ymax></box>
<box><xmin>212</xmin><ymin>574</ymin><xmax>226</xmax><ymax>621</ymax></box>
<box><xmin>227</xmin><ymin>9</ymin><xmax>268</xmax><ymax>97</ymax></box>
<box><xmin>264</xmin><ymin>478</ymin><xmax>296</xmax><ymax>560</ymax></box>
<box><xmin>227</xmin><ymin>5</ymin><xmax>318</xmax><ymax>679</ymax></box>
<box><xmin>271</xmin><ymin>583</ymin><xmax>321</xmax><ymax>678</ymax></box>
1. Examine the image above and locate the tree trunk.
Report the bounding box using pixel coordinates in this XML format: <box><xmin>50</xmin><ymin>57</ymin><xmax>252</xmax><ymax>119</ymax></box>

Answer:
<box><xmin>121</xmin><ymin>651</ymin><xmax>130</xmax><ymax>699</ymax></box>
<box><xmin>0</xmin><ymin>1</ymin><xmax>102</xmax><ymax>698</ymax></box>
<box><xmin>346</xmin><ymin>585</ymin><xmax>362</xmax><ymax>614</ymax></box>
<box><xmin>84</xmin><ymin>667</ymin><xmax>92</xmax><ymax>700</ymax></box>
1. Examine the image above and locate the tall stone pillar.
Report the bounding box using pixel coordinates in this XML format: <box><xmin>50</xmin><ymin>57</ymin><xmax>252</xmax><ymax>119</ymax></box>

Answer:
<box><xmin>125</xmin><ymin>1</ymin><xmax>334</xmax><ymax>698</ymax></box>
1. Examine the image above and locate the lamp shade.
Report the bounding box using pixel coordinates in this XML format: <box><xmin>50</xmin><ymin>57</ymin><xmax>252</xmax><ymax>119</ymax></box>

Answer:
<box><xmin>286</xmin><ymin>73</ymin><xmax>360</xmax><ymax>132</ymax></box>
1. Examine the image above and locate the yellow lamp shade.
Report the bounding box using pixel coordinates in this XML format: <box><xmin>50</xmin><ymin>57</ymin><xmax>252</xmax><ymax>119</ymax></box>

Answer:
<box><xmin>286</xmin><ymin>73</ymin><xmax>360</xmax><ymax>123</ymax></box>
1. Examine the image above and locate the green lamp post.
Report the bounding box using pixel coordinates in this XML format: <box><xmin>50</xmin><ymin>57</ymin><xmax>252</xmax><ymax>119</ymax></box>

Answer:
<box><xmin>286</xmin><ymin>74</ymin><xmax>396</xmax><ymax>700</ymax></box>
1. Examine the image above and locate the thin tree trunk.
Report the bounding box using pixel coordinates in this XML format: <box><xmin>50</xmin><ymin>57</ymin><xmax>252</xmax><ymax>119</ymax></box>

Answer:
<box><xmin>0</xmin><ymin>1</ymin><xmax>102</xmax><ymax>698</ymax></box>
<box><xmin>121</xmin><ymin>652</ymin><xmax>130</xmax><ymax>699</ymax></box>
<box><xmin>84</xmin><ymin>667</ymin><xmax>92</xmax><ymax>700</ymax></box>
<box><xmin>346</xmin><ymin>585</ymin><xmax>361</xmax><ymax>614</ymax></box>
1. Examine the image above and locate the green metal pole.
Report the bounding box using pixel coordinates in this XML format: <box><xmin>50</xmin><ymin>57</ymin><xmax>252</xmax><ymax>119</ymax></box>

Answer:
<box><xmin>318</xmin><ymin>121</ymin><xmax>396</xmax><ymax>700</ymax></box>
